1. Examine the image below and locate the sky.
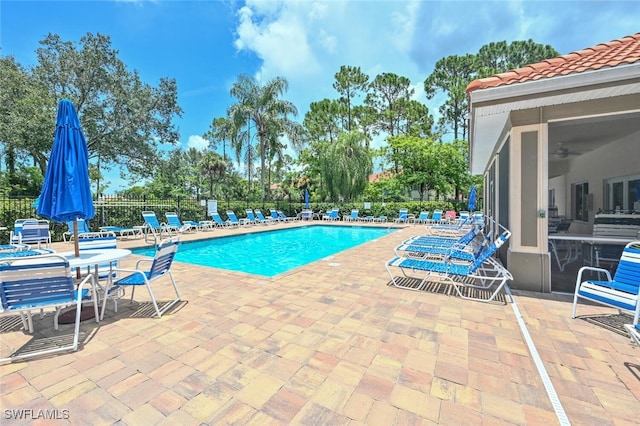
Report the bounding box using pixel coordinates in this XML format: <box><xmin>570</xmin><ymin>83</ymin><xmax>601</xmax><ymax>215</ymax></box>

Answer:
<box><xmin>1</xmin><ymin>0</ymin><xmax>639</xmax><ymax>192</ymax></box>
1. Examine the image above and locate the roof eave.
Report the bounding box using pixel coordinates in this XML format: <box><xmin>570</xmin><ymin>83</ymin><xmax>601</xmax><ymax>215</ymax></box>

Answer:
<box><xmin>469</xmin><ymin>62</ymin><xmax>640</xmax><ymax>104</ymax></box>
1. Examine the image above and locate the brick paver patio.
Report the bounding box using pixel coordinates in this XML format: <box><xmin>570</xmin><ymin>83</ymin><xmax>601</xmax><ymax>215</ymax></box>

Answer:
<box><xmin>1</xmin><ymin>221</ymin><xmax>639</xmax><ymax>424</ymax></box>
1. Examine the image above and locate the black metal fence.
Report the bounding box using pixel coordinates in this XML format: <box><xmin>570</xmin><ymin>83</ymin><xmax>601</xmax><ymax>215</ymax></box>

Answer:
<box><xmin>0</xmin><ymin>194</ymin><xmax>305</xmax><ymax>242</ymax></box>
<box><xmin>1</xmin><ymin>193</ymin><xmax>464</xmax><ymax>243</ymax></box>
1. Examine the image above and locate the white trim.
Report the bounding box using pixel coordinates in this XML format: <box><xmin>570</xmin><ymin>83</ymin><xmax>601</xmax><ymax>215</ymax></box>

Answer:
<box><xmin>506</xmin><ymin>287</ymin><xmax>571</xmax><ymax>426</ymax></box>
<box><xmin>472</xmin><ymin>81</ymin><xmax>640</xmax><ymax>118</ymax></box>
<box><xmin>546</xmin><ymin>108</ymin><xmax>640</xmax><ymax>124</ymax></box>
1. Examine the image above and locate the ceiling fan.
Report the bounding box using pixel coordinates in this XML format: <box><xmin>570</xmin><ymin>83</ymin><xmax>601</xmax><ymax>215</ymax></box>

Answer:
<box><xmin>552</xmin><ymin>142</ymin><xmax>581</xmax><ymax>159</ymax></box>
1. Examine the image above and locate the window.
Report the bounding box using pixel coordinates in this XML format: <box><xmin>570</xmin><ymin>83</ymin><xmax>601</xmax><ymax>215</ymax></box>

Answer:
<box><xmin>575</xmin><ymin>182</ymin><xmax>589</xmax><ymax>221</ymax></box>
<box><xmin>605</xmin><ymin>174</ymin><xmax>640</xmax><ymax>213</ymax></box>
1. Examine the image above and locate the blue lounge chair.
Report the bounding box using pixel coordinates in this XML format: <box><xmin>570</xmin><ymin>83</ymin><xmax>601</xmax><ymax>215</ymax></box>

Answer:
<box><xmin>386</xmin><ymin>229</ymin><xmax>512</xmax><ymax>302</ymax></box>
<box><xmin>0</xmin><ymin>254</ymin><xmax>98</xmax><ymax>363</ymax></box>
<box><xmin>165</xmin><ymin>212</ymin><xmax>197</xmax><ymax>232</ymax></box>
<box><xmin>395</xmin><ymin>227</ymin><xmax>493</xmax><ymax>263</ymax></box>
<box><xmin>63</xmin><ymin>218</ymin><xmax>92</xmax><ymax>242</ymax></box>
<box><xmin>245</xmin><ymin>209</ymin><xmax>263</xmax><ymax>225</ymax></box>
<box><xmin>103</xmin><ymin>236</ymin><xmax>181</xmax><ymax>318</ymax></box>
<box><xmin>573</xmin><ymin>241</ymin><xmax>640</xmax><ymax>328</ymax></box>
<box><xmin>277</xmin><ymin>210</ymin><xmax>296</xmax><ymax>222</ymax></box>
<box><xmin>227</xmin><ymin>210</ymin><xmax>249</xmax><ymax>226</ymax></box>
<box><xmin>393</xmin><ymin>209</ymin><xmax>409</xmax><ymax>223</ymax></box>
<box><xmin>425</xmin><ymin>209</ymin><xmax>445</xmax><ymax>225</ymax></box>
<box><xmin>142</xmin><ymin>211</ymin><xmax>174</xmax><ymax>243</ymax></box>
<box><xmin>457</xmin><ymin>211</ymin><xmax>470</xmax><ymax>224</ymax></box>
<box><xmin>99</xmin><ymin>226</ymin><xmax>143</xmax><ymax>239</ymax></box>
<box><xmin>404</xmin><ymin>224</ymin><xmax>483</xmax><ymax>249</ymax></box>
<box><xmin>322</xmin><ymin>208</ymin><xmax>339</xmax><ymax>221</ymax></box>
<box><xmin>209</xmin><ymin>211</ymin><xmax>237</xmax><ymax>228</ymax></box>
<box><xmin>255</xmin><ymin>209</ymin><xmax>275</xmax><ymax>225</ymax></box>
<box><xmin>343</xmin><ymin>209</ymin><xmax>360</xmax><ymax>222</ymax></box>
<box><xmin>0</xmin><ymin>244</ymin><xmax>29</xmax><ymax>253</ymax></box>
<box><xmin>410</xmin><ymin>211</ymin><xmax>430</xmax><ymax>224</ymax></box>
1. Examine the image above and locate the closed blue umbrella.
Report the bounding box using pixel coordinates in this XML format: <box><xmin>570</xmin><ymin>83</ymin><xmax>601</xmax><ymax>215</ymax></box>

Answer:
<box><xmin>38</xmin><ymin>99</ymin><xmax>94</xmax><ymax>256</ymax></box>
<box><xmin>304</xmin><ymin>189</ymin><xmax>310</xmax><ymax>209</ymax></box>
<box><xmin>468</xmin><ymin>185</ymin><xmax>477</xmax><ymax>212</ymax></box>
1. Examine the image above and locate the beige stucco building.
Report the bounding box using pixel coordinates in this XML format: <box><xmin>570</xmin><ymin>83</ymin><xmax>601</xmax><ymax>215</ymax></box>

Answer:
<box><xmin>467</xmin><ymin>33</ymin><xmax>640</xmax><ymax>292</ymax></box>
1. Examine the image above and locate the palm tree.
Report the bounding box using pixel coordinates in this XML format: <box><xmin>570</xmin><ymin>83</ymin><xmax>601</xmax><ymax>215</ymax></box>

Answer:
<box><xmin>228</xmin><ymin>74</ymin><xmax>303</xmax><ymax>202</ymax></box>
<box><xmin>199</xmin><ymin>151</ymin><xmax>226</xmax><ymax>198</ymax></box>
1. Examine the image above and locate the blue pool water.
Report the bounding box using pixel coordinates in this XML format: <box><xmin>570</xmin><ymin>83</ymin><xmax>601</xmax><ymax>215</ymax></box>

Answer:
<box><xmin>132</xmin><ymin>225</ymin><xmax>396</xmax><ymax>277</ymax></box>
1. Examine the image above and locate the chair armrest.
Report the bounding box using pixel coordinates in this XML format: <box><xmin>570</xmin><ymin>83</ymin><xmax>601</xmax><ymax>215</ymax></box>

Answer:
<box><xmin>575</xmin><ymin>265</ymin><xmax>612</xmax><ymax>286</ymax></box>
<box><xmin>134</xmin><ymin>258</ymin><xmax>153</xmax><ymax>269</ymax></box>
<box><xmin>77</xmin><ymin>272</ymin><xmax>96</xmax><ymax>293</ymax></box>
<box><xmin>111</xmin><ymin>267</ymin><xmax>148</xmax><ymax>280</ymax></box>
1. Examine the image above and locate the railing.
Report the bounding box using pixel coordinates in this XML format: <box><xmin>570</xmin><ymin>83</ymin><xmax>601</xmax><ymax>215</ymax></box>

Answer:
<box><xmin>1</xmin><ymin>193</ymin><xmax>466</xmax><ymax>243</ymax></box>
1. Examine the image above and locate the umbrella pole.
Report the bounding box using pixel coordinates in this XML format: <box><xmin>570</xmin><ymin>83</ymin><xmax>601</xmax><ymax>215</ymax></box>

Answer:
<box><xmin>74</xmin><ymin>219</ymin><xmax>81</xmax><ymax>279</ymax></box>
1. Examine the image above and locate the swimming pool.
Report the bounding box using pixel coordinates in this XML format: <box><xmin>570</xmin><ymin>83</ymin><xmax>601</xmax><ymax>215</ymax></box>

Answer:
<box><xmin>132</xmin><ymin>225</ymin><xmax>397</xmax><ymax>277</ymax></box>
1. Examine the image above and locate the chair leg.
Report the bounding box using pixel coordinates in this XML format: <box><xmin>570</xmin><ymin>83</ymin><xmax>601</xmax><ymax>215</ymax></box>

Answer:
<box><xmin>624</xmin><ymin>324</ymin><xmax>640</xmax><ymax>346</ymax></box>
<box><xmin>146</xmin><ymin>272</ymin><xmax>181</xmax><ymax>318</ymax></box>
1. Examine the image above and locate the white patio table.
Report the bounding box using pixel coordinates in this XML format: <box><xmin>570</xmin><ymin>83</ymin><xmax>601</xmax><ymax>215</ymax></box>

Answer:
<box><xmin>548</xmin><ymin>233</ymin><xmax>635</xmax><ymax>272</ymax></box>
<box><xmin>58</xmin><ymin>248</ymin><xmax>132</xmax><ymax>322</ymax></box>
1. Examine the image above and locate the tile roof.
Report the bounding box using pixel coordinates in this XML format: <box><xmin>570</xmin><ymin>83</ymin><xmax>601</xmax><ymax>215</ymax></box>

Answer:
<box><xmin>467</xmin><ymin>32</ymin><xmax>640</xmax><ymax>93</ymax></box>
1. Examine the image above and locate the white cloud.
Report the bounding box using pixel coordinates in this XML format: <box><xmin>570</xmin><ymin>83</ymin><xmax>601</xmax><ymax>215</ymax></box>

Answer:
<box><xmin>187</xmin><ymin>135</ymin><xmax>210</xmax><ymax>151</ymax></box>
<box><xmin>234</xmin><ymin>3</ymin><xmax>320</xmax><ymax>78</ymax></box>
<box><xmin>389</xmin><ymin>0</ymin><xmax>419</xmax><ymax>53</ymax></box>
<box><xmin>232</xmin><ymin>0</ymin><xmax>428</xmax><ymax>121</ymax></box>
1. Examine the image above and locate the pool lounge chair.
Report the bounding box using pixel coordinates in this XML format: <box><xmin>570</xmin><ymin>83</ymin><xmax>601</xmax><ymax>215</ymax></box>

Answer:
<box><xmin>393</xmin><ymin>209</ymin><xmax>409</xmax><ymax>223</ymax></box>
<box><xmin>343</xmin><ymin>209</ymin><xmax>360</xmax><ymax>222</ymax></box>
<box><xmin>410</xmin><ymin>211</ymin><xmax>430</xmax><ymax>224</ymax></box>
<box><xmin>142</xmin><ymin>211</ymin><xmax>175</xmax><ymax>243</ymax></box>
<box><xmin>63</xmin><ymin>218</ymin><xmax>92</xmax><ymax>242</ymax></box>
<box><xmin>444</xmin><ymin>210</ymin><xmax>457</xmax><ymax>222</ymax></box>
<box><xmin>395</xmin><ymin>227</ymin><xmax>492</xmax><ymax>263</ymax></box>
<box><xmin>255</xmin><ymin>209</ymin><xmax>276</xmax><ymax>225</ymax></box>
<box><xmin>457</xmin><ymin>211</ymin><xmax>470</xmax><ymax>224</ymax></box>
<box><xmin>386</xmin><ymin>229</ymin><xmax>512</xmax><ymax>302</ymax></box>
<box><xmin>322</xmin><ymin>208</ymin><xmax>340</xmax><ymax>221</ymax></box>
<box><xmin>0</xmin><ymin>244</ymin><xmax>29</xmax><ymax>253</ymax></box>
<box><xmin>208</xmin><ymin>211</ymin><xmax>238</xmax><ymax>228</ymax></box>
<box><xmin>425</xmin><ymin>209</ymin><xmax>445</xmax><ymax>225</ymax></box>
<box><xmin>165</xmin><ymin>212</ymin><xmax>196</xmax><ymax>233</ymax></box>
<box><xmin>245</xmin><ymin>209</ymin><xmax>267</xmax><ymax>225</ymax></box>
<box><xmin>99</xmin><ymin>226</ymin><xmax>143</xmax><ymax>239</ymax></box>
<box><xmin>277</xmin><ymin>210</ymin><xmax>297</xmax><ymax>222</ymax></box>
<box><xmin>404</xmin><ymin>224</ymin><xmax>484</xmax><ymax>249</ymax></box>
<box><xmin>227</xmin><ymin>210</ymin><xmax>249</xmax><ymax>226</ymax></box>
